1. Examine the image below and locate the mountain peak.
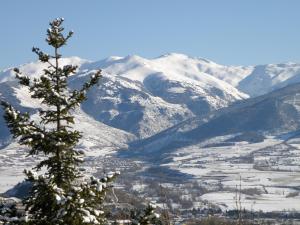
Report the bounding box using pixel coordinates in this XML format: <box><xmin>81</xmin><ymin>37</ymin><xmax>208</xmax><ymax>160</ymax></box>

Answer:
<box><xmin>158</xmin><ymin>52</ymin><xmax>189</xmax><ymax>59</ymax></box>
<box><xmin>156</xmin><ymin>53</ymin><xmax>214</xmax><ymax>64</ymax></box>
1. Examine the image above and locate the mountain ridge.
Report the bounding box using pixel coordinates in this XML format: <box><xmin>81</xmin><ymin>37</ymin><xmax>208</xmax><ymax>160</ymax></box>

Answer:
<box><xmin>0</xmin><ymin>53</ymin><xmax>250</xmax><ymax>139</ymax></box>
<box><xmin>2</xmin><ymin>53</ymin><xmax>300</xmax><ymax>142</ymax></box>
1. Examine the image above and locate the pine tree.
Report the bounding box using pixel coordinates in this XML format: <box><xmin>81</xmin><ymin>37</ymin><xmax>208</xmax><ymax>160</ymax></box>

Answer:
<box><xmin>131</xmin><ymin>203</ymin><xmax>161</xmax><ymax>225</ymax></box>
<box><xmin>1</xmin><ymin>18</ymin><xmax>119</xmax><ymax>225</ymax></box>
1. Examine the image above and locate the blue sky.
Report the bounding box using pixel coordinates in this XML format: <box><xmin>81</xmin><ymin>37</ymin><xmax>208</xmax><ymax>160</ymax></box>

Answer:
<box><xmin>1</xmin><ymin>0</ymin><xmax>300</xmax><ymax>69</ymax></box>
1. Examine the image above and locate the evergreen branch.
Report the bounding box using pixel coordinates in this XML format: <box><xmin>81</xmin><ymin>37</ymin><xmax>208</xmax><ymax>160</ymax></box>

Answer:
<box><xmin>66</xmin><ymin>70</ymin><xmax>102</xmax><ymax>111</ymax></box>
<box><xmin>82</xmin><ymin>70</ymin><xmax>102</xmax><ymax>91</ymax></box>
<box><xmin>0</xmin><ymin>101</ymin><xmax>44</xmax><ymax>139</ymax></box>
<box><xmin>62</xmin><ymin>64</ymin><xmax>77</xmax><ymax>77</ymax></box>
<box><xmin>32</xmin><ymin>47</ymin><xmax>50</xmax><ymax>62</ymax></box>
<box><xmin>14</xmin><ymin>68</ymin><xmax>30</xmax><ymax>86</ymax></box>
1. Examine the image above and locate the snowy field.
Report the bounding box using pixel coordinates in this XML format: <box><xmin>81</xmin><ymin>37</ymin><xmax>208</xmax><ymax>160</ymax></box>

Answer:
<box><xmin>163</xmin><ymin>135</ymin><xmax>300</xmax><ymax>212</ymax></box>
<box><xmin>0</xmin><ymin>143</ymin><xmax>34</xmax><ymax>193</ymax></box>
<box><xmin>2</xmin><ymin>134</ymin><xmax>300</xmax><ymax>213</ymax></box>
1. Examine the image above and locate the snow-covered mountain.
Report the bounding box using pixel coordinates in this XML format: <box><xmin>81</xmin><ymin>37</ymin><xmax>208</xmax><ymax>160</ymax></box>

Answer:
<box><xmin>0</xmin><ymin>54</ymin><xmax>250</xmax><ymax>139</ymax></box>
<box><xmin>78</xmin><ymin>54</ymin><xmax>251</xmax><ymax>137</ymax></box>
<box><xmin>238</xmin><ymin>62</ymin><xmax>300</xmax><ymax>97</ymax></box>
<box><xmin>2</xmin><ymin>54</ymin><xmax>300</xmax><ymax>142</ymax></box>
<box><xmin>125</xmin><ymin>82</ymin><xmax>300</xmax><ymax>161</ymax></box>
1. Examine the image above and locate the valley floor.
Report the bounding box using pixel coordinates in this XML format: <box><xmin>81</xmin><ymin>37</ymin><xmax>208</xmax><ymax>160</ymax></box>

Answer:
<box><xmin>164</xmin><ymin>135</ymin><xmax>300</xmax><ymax>212</ymax></box>
<box><xmin>1</xmin><ymin>134</ymin><xmax>300</xmax><ymax>218</ymax></box>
